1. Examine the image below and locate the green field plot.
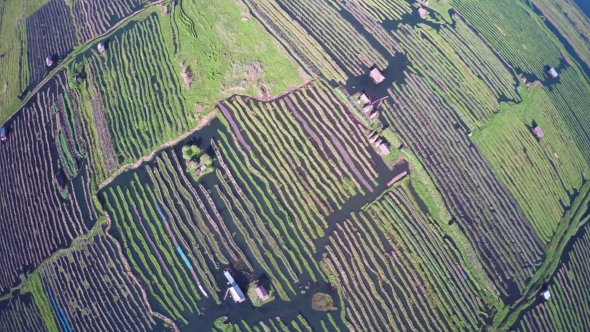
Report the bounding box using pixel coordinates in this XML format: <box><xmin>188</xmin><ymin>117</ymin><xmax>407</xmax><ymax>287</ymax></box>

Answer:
<box><xmin>528</xmin><ymin>0</ymin><xmax>590</xmax><ymax>69</ymax></box>
<box><xmin>322</xmin><ymin>186</ymin><xmax>487</xmax><ymax>331</ymax></box>
<box><xmin>0</xmin><ymin>282</ymin><xmax>53</xmax><ymax>332</ymax></box>
<box><xmin>386</xmin><ymin>72</ymin><xmax>544</xmax><ymax>296</ymax></box>
<box><xmin>72</xmin><ymin>0</ymin><xmax>150</xmax><ymax>44</ymax></box>
<box><xmin>0</xmin><ymin>221</ymin><xmax>162</xmax><ymax>332</ymax></box>
<box><xmin>169</xmin><ymin>0</ymin><xmax>304</xmax><ymax>108</ymax></box>
<box><xmin>450</xmin><ymin>0</ymin><xmax>563</xmax><ymax>78</ymax></box>
<box><xmin>247</xmin><ymin>0</ymin><xmax>348</xmax><ymax>83</ymax></box>
<box><xmin>0</xmin><ymin>1</ymin><xmax>28</xmax><ymax>123</ymax></box>
<box><xmin>101</xmin><ymin>139</ymin><xmax>325</xmax><ymax>322</ymax></box>
<box><xmin>0</xmin><ymin>71</ymin><xmax>98</xmax><ymax>294</ymax></box>
<box><xmin>270</xmin><ymin>0</ymin><xmax>389</xmax><ymax>76</ymax></box>
<box><xmin>25</xmin><ymin>0</ymin><xmax>77</xmax><ymax>88</ymax></box>
<box><xmin>473</xmin><ymin>85</ymin><xmax>589</xmax><ymax>243</ymax></box>
<box><xmin>87</xmin><ymin>14</ymin><xmax>189</xmax><ymax>163</ymax></box>
<box><xmin>544</xmin><ymin>66</ymin><xmax>590</xmax><ymax>166</ymax></box>
<box><xmin>35</xmin><ymin>222</ymin><xmax>160</xmax><ymax>332</ymax></box>
<box><xmin>516</xmin><ymin>224</ymin><xmax>590</xmax><ymax>332</ymax></box>
<box><xmin>391</xmin><ymin>20</ymin><xmax>518</xmax><ymax>126</ymax></box>
<box><xmin>219</xmin><ymin>82</ymin><xmax>380</xmax><ymax>243</ymax></box>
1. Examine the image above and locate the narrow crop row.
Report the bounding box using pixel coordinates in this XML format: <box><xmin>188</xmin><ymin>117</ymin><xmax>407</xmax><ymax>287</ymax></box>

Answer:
<box><xmin>386</xmin><ymin>72</ymin><xmax>545</xmax><ymax>295</ymax></box>
<box><xmin>0</xmin><ymin>72</ymin><xmax>96</xmax><ymax>292</ymax></box>
<box><xmin>82</xmin><ymin>61</ymin><xmax>119</xmax><ymax>185</ymax></box>
<box><xmin>273</xmin><ymin>0</ymin><xmax>388</xmax><ymax>75</ymax></box>
<box><xmin>472</xmin><ymin>86</ymin><xmax>589</xmax><ymax>243</ymax></box>
<box><xmin>36</xmin><ymin>225</ymin><xmax>156</xmax><ymax>332</ymax></box>
<box><xmin>322</xmin><ymin>187</ymin><xmax>485</xmax><ymax>331</ymax></box>
<box><xmin>517</xmin><ymin>224</ymin><xmax>590</xmax><ymax>332</ymax></box>
<box><xmin>220</xmin><ymin>82</ymin><xmax>378</xmax><ymax>243</ymax></box>
<box><xmin>89</xmin><ymin>14</ymin><xmax>190</xmax><ymax>162</ymax></box>
<box><xmin>26</xmin><ymin>0</ymin><xmax>77</xmax><ymax>88</ymax></box>
<box><xmin>72</xmin><ymin>0</ymin><xmax>147</xmax><ymax>43</ymax></box>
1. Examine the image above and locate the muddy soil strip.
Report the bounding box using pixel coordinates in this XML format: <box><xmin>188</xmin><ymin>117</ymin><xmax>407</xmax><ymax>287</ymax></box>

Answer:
<box><xmin>217</xmin><ymin>103</ymin><xmax>251</xmax><ymax>150</ymax></box>
<box><xmin>284</xmin><ymin>97</ymin><xmax>324</xmax><ymax>150</ymax></box>
<box><xmin>133</xmin><ymin>206</ymin><xmax>172</xmax><ymax>277</ymax></box>
<box><xmin>329</xmin><ymin>135</ymin><xmax>373</xmax><ymax>192</ymax></box>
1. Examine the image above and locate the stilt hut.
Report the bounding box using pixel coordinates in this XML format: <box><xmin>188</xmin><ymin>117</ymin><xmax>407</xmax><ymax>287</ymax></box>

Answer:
<box><xmin>98</xmin><ymin>42</ymin><xmax>106</xmax><ymax>54</ymax></box>
<box><xmin>546</xmin><ymin>67</ymin><xmax>558</xmax><ymax>79</ymax></box>
<box><xmin>46</xmin><ymin>57</ymin><xmax>54</xmax><ymax>67</ymax></box>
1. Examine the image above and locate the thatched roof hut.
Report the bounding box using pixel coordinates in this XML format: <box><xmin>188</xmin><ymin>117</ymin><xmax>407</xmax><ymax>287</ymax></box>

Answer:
<box><xmin>98</xmin><ymin>42</ymin><xmax>106</xmax><ymax>54</ymax></box>
<box><xmin>46</xmin><ymin>57</ymin><xmax>54</xmax><ymax>67</ymax></box>
<box><xmin>369</xmin><ymin>68</ymin><xmax>385</xmax><ymax>84</ymax></box>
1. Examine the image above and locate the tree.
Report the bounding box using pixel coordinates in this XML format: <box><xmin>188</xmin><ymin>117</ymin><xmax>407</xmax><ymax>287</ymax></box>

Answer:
<box><xmin>200</xmin><ymin>154</ymin><xmax>212</xmax><ymax>167</ymax></box>
<box><xmin>182</xmin><ymin>145</ymin><xmax>201</xmax><ymax>161</ymax></box>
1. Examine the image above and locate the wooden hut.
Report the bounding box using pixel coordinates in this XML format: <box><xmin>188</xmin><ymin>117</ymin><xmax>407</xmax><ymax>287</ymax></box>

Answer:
<box><xmin>541</xmin><ymin>289</ymin><xmax>551</xmax><ymax>300</ymax></box>
<box><xmin>46</xmin><ymin>57</ymin><xmax>54</xmax><ymax>67</ymax></box>
<box><xmin>546</xmin><ymin>67</ymin><xmax>558</xmax><ymax>79</ymax></box>
<box><xmin>255</xmin><ymin>284</ymin><xmax>269</xmax><ymax>301</ymax></box>
<box><xmin>532</xmin><ymin>125</ymin><xmax>544</xmax><ymax>138</ymax></box>
<box><xmin>369</xmin><ymin>68</ymin><xmax>385</xmax><ymax>84</ymax></box>
<box><xmin>98</xmin><ymin>42</ymin><xmax>106</xmax><ymax>54</ymax></box>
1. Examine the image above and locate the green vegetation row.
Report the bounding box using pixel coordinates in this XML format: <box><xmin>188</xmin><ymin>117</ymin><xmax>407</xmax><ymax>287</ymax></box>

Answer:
<box><xmin>472</xmin><ymin>85</ymin><xmax>589</xmax><ymax>243</ymax></box>
<box><xmin>322</xmin><ymin>186</ymin><xmax>486</xmax><ymax>331</ymax></box>
<box><xmin>517</xmin><ymin>223</ymin><xmax>590</xmax><ymax>332</ymax></box>
<box><xmin>0</xmin><ymin>72</ymin><xmax>97</xmax><ymax>292</ymax></box>
<box><xmin>89</xmin><ymin>14</ymin><xmax>190</xmax><ymax>163</ymax></box>
<box><xmin>220</xmin><ymin>82</ymin><xmax>378</xmax><ymax>243</ymax></box>
<box><xmin>387</xmin><ymin>72</ymin><xmax>544</xmax><ymax>295</ymax></box>
<box><xmin>273</xmin><ymin>0</ymin><xmax>388</xmax><ymax>75</ymax></box>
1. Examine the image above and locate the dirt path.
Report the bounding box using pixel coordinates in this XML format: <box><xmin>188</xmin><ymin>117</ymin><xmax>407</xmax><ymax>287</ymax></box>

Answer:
<box><xmin>98</xmin><ymin>110</ymin><xmax>217</xmax><ymax>190</ymax></box>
